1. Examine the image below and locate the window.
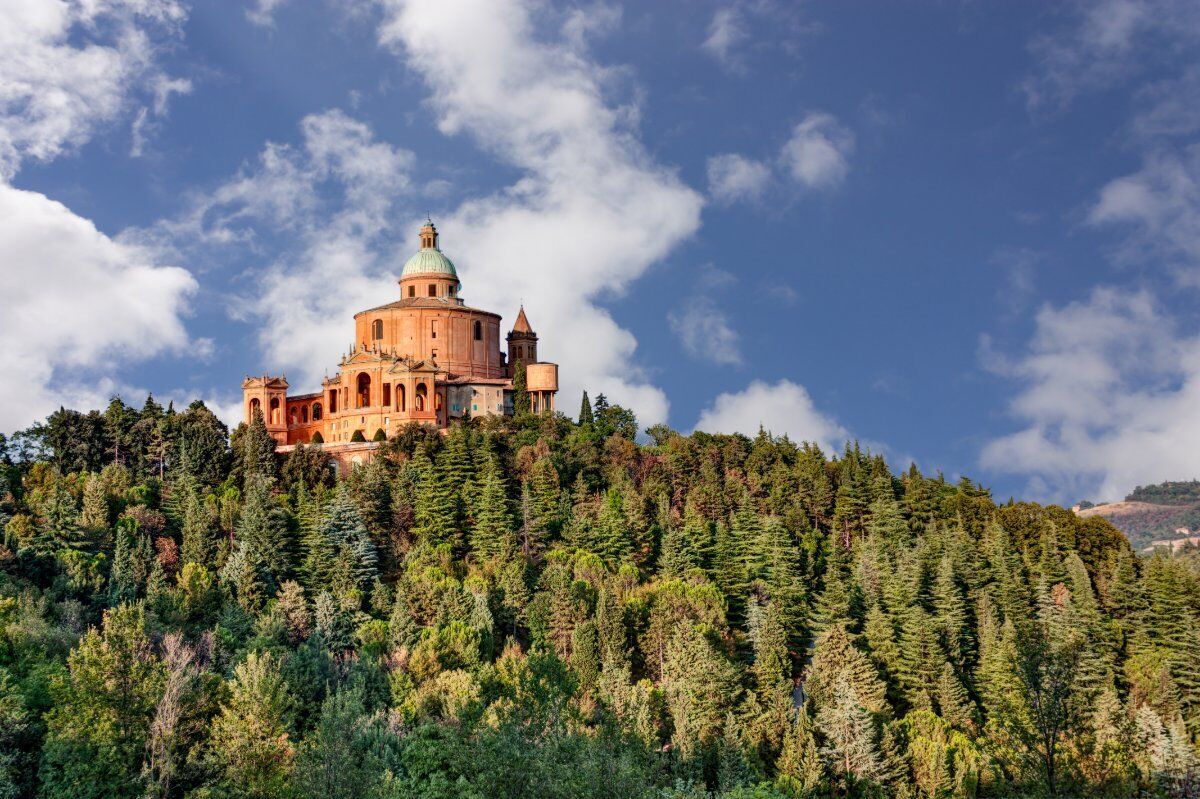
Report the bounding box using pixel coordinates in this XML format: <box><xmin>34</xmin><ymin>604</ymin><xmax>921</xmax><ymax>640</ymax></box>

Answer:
<box><xmin>289</xmin><ymin>408</ymin><xmax>298</xmax><ymax>424</ymax></box>
<box><xmin>371</xmin><ymin>319</ymin><xmax>383</xmax><ymax>340</ymax></box>
<box><xmin>473</xmin><ymin>320</ymin><xmax>482</xmax><ymax>341</ymax></box>
<box><xmin>329</xmin><ymin>391</ymin><xmax>338</xmax><ymax>413</ymax></box>
<box><xmin>397</xmin><ymin>384</ymin><xmax>406</xmax><ymax>411</ymax></box>
<box><xmin>249</xmin><ymin>397</ymin><xmax>261</xmax><ymax>419</ymax></box>
<box><xmin>356</xmin><ymin>373</ymin><xmax>371</xmax><ymax>408</ymax></box>
<box><xmin>301</xmin><ymin>406</ymin><xmax>308</xmax><ymax>423</ymax></box>
<box><xmin>473</xmin><ymin>404</ymin><xmax>478</xmax><ymax>411</ymax></box>
<box><xmin>415</xmin><ymin>383</ymin><xmax>427</xmax><ymax>411</ymax></box>
<box><xmin>269</xmin><ymin>397</ymin><xmax>280</xmax><ymax>425</ymax></box>
<box><xmin>408</xmin><ymin>286</ymin><xmax>415</xmax><ymax>298</ymax></box>
<box><xmin>382</xmin><ymin>383</ymin><xmax>391</xmax><ymax>407</ymax></box>
<box><xmin>449</xmin><ymin>285</ymin><xmax>456</xmax><ymax>297</ymax></box>
<box><xmin>428</xmin><ymin>284</ymin><xmax>436</xmax><ymax>297</ymax></box>
<box><xmin>312</xmin><ymin>402</ymin><xmax>322</xmax><ymax>420</ymax></box>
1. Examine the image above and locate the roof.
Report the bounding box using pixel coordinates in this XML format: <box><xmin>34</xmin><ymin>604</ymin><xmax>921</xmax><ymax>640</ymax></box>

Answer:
<box><xmin>401</xmin><ymin>247</ymin><xmax>458</xmax><ymax>279</ymax></box>
<box><xmin>512</xmin><ymin>305</ymin><xmax>532</xmax><ymax>333</ymax></box>
<box><xmin>356</xmin><ymin>296</ymin><xmax>500</xmax><ymax>317</ymax></box>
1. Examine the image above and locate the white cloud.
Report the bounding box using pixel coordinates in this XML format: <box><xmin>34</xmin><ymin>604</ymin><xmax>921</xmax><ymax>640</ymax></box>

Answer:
<box><xmin>695</xmin><ymin>379</ymin><xmax>847</xmax><ymax>452</ymax></box>
<box><xmin>1089</xmin><ymin>145</ymin><xmax>1200</xmax><ymax>279</ymax></box>
<box><xmin>706</xmin><ymin>153</ymin><xmax>770</xmax><ymax>204</ymax></box>
<box><xmin>138</xmin><ymin>109</ymin><xmax>415</xmax><ymax>390</ymax></box>
<box><xmin>0</xmin><ymin>185</ymin><xmax>197</xmax><ymax>431</ymax></box>
<box><xmin>981</xmin><ymin>287</ymin><xmax>1200</xmax><ymax>502</ymax></box>
<box><xmin>781</xmin><ymin>112</ymin><xmax>854</xmax><ymax>190</ymax></box>
<box><xmin>668</xmin><ymin>266</ymin><xmax>741</xmax><ymax>365</ymax></box>
<box><xmin>703</xmin><ymin>8</ymin><xmax>749</xmax><ymax>72</ymax></box>
<box><xmin>0</xmin><ymin>0</ymin><xmax>199</xmax><ymax>432</ymax></box>
<box><xmin>247</xmin><ymin>0</ymin><xmax>291</xmax><ymax>27</ymax></box>
<box><xmin>0</xmin><ymin>0</ymin><xmax>188</xmax><ymax>178</ymax></box>
<box><xmin>355</xmin><ymin>0</ymin><xmax>704</xmax><ymax>426</ymax></box>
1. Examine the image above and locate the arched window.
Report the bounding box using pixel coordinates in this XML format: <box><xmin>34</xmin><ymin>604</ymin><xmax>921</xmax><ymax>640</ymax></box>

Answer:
<box><xmin>356</xmin><ymin>373</ymin><xmax>371</xmax><ymax>408</ymax></box>
<box><xmin>269</xmin><ymin>397</ymin><xmax>281</xmax><ymax>425</ymax></box>
<box><xmin>397</xmin><ymin>384</ymin><xmax>406</xmax><ymax>412</ymax></box>
<box><xmin>300</xmin><ymin>406</ymin><xmax>308</xmax><ymax>423</ymax></box>
<box><xmin>371</xmin><ymin>319</ymin><xmax>383</xmax><ymax>340</ymax></box>
<box><xmin>289</xmin><ymin>407</ymin><xmax>298</xmax><ymax>425</ymax></box>
<box><xmin>249</xmin><ymin>397</ymin><xmax>261</xmax><ymax>419</ymax></box>
<box><xmin>382</xmin><ymin>383</ymin><xmax>391</xmax><ymax>407</ymax></box>
<box><xmin>312</xmin><ymin>402</ymin><xmax>322</xmax><ymax>420</ymax></box>
<box><xmin>473</xmin><ymin>320</ymin><xmax>482</xmax><ymax>341</ymax></box>
<box><xmin>415</xmin><ymin>383</ymin><xmax>427</xmax><ymax>411</ymax></box>
<box><xmin>329</xmin><ymin>390</ymin><xmax>338</xmax><ymax>413</ymax></box>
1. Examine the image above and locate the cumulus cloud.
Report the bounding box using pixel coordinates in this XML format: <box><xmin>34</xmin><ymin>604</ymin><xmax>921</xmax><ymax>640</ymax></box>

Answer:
<box><xmin>0</xmin><ymin>0</ymin><xmax>189</xmax><ymax>178</ymax></box>
<box><xmin>706</xmin><ymin>153</ymin><xmax>770</xmax><ymax>204</ymax></box>
<box><xmin>0</xmin><ymin>0</ymin><xmax>199</xmax><ymax>431</ymax></box>
<box><xmin>0</xmin><ymin>185</ymin><xmax>197</xmax><ymax>431</ymax></box>
<box><xmin>1089</xmin><ymin>145</ymin><xmax>1200</xmax><ymax>279</ymax></box>
<box><xmin>138</xmin><ymin>109</ymin><xmax>415</xmax><ymax>389</ymax></box>
<box><xmin>668</xmin><ymin>266</ymin><xmax>741</xmax><ymax>365</ymax></box>
<box><xmin>703</xmin><ymin>8</ymin><xmax>749</xmax><ymax>72</ymax></box>
<box><xmin>694</xmin><ymin>379</ymin><xmax>847</xmax><ymax>452</ymax></box>
<box><xmin>356</xmin><ymin>0</ymin><xmax>704</xmax><ymax>426</ymax></box>
<box><xmin>981</xmin><ymin>287</ymin><xmax>1200</xmax><ymax>502</ymax></box>
<box><xmin>781</xmin><ymin>112</ymin><xmax>854</xmax><ymax>190</ymax></box>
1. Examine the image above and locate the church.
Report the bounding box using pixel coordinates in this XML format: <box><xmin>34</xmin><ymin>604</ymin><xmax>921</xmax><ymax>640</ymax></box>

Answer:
<box><xmin>241</xmin><ymin>220</ymin><xmax>558</xmax><ymax>458</ymax></box>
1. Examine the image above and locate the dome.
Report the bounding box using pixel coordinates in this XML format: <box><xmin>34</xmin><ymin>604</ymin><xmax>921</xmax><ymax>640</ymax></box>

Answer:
<box><xmin>401</xmin><ymin>247</ymin><xmax>458</xmax><ymax>278</ymax></box>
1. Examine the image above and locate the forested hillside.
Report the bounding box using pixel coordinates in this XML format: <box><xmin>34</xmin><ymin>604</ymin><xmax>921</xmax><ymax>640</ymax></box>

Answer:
<box><xmin>1</xmin><ymin>394</ymin><xmax>1198</xmax><ymax>799</ymax></box>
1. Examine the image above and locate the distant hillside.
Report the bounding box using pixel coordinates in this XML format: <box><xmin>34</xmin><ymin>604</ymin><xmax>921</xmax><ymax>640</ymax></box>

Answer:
<box><xmin>1126</xmin><ymin>479</ymin><xmax>1200</xmax><ymax>506</ymax></box>
<box><xmin>1076</xmin><ymin>494</ymin><xmax>1200</xmax><ymax>552</ymax></box>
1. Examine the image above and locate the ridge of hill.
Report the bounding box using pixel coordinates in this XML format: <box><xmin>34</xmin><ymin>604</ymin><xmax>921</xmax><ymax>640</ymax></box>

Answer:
<box><xmin>1075</xmin><ymin>496</ymin><xmax>1200</xmax><ymax>551</ymax></box>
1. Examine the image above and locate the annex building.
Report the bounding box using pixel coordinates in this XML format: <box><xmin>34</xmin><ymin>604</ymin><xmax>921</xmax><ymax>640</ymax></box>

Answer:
<box><xmin>241</xmin><ymin>220</ymin><xmax>558</xmax><ymax>460</ymax></box>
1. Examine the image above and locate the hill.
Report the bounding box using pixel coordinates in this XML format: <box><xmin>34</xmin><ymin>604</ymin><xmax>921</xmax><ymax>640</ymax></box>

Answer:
<box><xmin>0</xmin><ymin>396</ymin><xmax>1196</xmax><ymax>799</ymax></box>
<box><xmin>1076</xmin><ymin>480</ymin><xmax>1200</xmax><ymax>551</ymax></box>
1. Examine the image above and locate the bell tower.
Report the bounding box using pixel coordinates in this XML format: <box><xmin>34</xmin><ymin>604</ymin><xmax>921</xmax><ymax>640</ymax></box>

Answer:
<box><xmin>506</xmin><ymin>306</ymin><xmax>538</xmax><ymax>374</ymax></box>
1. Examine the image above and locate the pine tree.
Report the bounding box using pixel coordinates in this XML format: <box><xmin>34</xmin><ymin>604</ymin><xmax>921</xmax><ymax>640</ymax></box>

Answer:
<box><xmin>935</xmin><ymin>660</ymin><xmax>976</xmax><ymax>733</ymax></box>
<box><xmin>180</xmin><ymin>485</ymin><xmax>215</xmax><ymax>567</ymax></box>
<box><xmin>79</xmin><ymin>473</ymin><xmax>110</xmax><ymax>535</ymax></box>
<box><xmin>208</xmin><ymin>651</ymin><xmax>295</xmax><ymax>799</ymax></box>
<box><xmin>240</xmin><ymin>408</ymin><xmax>278</xmax><ymax>484</ymax></box>
<box><xmin>816</xmin><ymin>678</ymin><xmax>885</xmax><ymax>791</ymax></box>
<box><xmin>578</xmin><ymin>391</ymin><xmax>594</xmax><ymax>425</ymax></box>
<box><xmin>412</xmin><ymin>446</ymin><xmax>460</xmax><ymax>551</ymax></box>
<box><xmin>319</xmin><ymin>487</ymin><xmax>378</xmax><ymax>599</ymax></box>
<box><xmin>777</xmin><ymin>703</ymin><xmax>825</xmax><ymax>797</ymax></box>
<box><xmin>235</xmin><ymin>475</ymin><xmax>294</xmax><ymax>592</ymax></box>
<box><xmin>470</xmin><ymin>454</ymin><xmax>515</xmax><ymax>560</ymax></box>
<box><xmin>933</xmin><ymin>553</ymin><xmax>973</xmax><ymax>672</ymax></box>
<box><xmin>806</xmin><ymin>624</ymin><xmax>888</xmax><ymax>716</ymax></box>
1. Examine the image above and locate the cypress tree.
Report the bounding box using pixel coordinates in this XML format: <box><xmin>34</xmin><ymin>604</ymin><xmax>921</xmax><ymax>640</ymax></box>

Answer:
<box><xmin>180</xmin><ymin>485</ymin><xmax>216</xmax><ymax>567</ymax></box>
<box><xmin>512</xmin><ymin>361</ymin><xmax>530</xmax><ymax>418</ymax></box>
<box><xmin>578</xmin><ymin>391</ymin><xmax>594</xmax><ymax>425</ymax></box>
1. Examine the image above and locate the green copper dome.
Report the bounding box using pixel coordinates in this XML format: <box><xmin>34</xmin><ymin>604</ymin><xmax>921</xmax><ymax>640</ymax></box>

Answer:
<box><xmin>401</xmin><ymin>247</ymin><xmax>458</xmax><ymax>278</ymax></box>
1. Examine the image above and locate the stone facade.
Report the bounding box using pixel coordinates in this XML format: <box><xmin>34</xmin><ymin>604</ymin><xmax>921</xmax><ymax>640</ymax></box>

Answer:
<box><xmin>241</xmin><ymin>220</ymin><xmax>558</xmax><ymax>455</ymax></box>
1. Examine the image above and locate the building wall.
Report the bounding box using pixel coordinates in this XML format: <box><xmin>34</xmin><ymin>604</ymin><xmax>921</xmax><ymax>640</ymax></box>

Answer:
<box><xmin>353</xmin><ymin>305</ymin><xmax>505</xmax><ymax>379</ymax></box>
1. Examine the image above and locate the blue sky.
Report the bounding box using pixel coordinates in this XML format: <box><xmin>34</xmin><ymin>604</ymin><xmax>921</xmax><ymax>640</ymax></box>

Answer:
<box><xmin>4</xmin><ymin>0</ymin><xmax>1200</xmax><ymax>505</ymax></box>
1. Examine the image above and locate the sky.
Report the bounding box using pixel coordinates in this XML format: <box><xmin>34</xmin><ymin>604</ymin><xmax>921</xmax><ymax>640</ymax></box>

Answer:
<box><xmin>3</xmin><ymin>0</ymin><xmax>1200</xmax><ymax>505</ymax></box>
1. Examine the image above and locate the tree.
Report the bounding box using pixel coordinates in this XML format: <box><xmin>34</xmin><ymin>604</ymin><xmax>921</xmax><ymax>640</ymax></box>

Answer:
<box><xmin>512</xmin><ymin>361</ymin><xmax>531</xmax><ymax>418</ymax></box>
<box><xmin>240</xmin><ymin>408</ymin><xmax>279</xmax><ymax>483</ymax></box>
<box><xmin>39</xmin><ymin>604</ymin><xmax>165</xmax><ymax>799</ymax></box>
<box><xmin>816</xmin><ymin>679</ymin><xmax>885</xmax><ymax>794</ymax></box>
<box><xmin>236</xmin><ymin>475</ymin><xmax>295</xmax><ymax>591</ymax></box>
<box><xmin>208</xmin><ymin>651</ymin><xmax>296</xmax><ymax>799</ymax></box>
<box><xmin>578</xmin><ymin>391</ymin><xmax>594</xmax><ymax>426</ymax></box>
<box><xmin>471</xmin><ymin>455</ymin><xmax>516</xmax><ymax>560</ymax></box>
<box><xmin>295</xmin><ymin>687</ymin><xmax>392</xmax><ymax>799</ymax></box>
<box><xmin>776</xmin><ymin>704</ymin><xmax>824</xmax><ymax>798</ymax></box>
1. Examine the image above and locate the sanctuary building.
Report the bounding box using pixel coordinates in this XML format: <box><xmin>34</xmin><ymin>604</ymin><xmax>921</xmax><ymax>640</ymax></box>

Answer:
<box><xmin>241</xmin><ymin>220</ymin><xmax>558</xmax><ymax>452</ymax></box>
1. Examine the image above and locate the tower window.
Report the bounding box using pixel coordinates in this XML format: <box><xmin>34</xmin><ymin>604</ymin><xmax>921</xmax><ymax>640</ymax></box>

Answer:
<box><xmin>371</xmin><ymin>319</ymin><xmax>383</xmax><ymax>340</ymax></box>
<box><xmin>428</xmin><ymin>284</ymin><xmax>436</xmax><ymax>297</ymax></box>
<box><xmin>312</xmin><ymin>402</ymin><xmax>322</xmax><ymax>420</ymax></box>
<box><xmin>474</xmin><ymin>320</ymin><xmax>482</xmax><ymax>341</ymax></box>
<box><xmin>408</xmin><ymin>286</ymin><xmax>415</xmax><ymax>298</ymax></box>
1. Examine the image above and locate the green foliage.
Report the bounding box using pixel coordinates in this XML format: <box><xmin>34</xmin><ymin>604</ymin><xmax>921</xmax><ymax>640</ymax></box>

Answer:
<box><xmin>3</xmin><ymin>394</ymin><xmax>1195</xmax><ymax>799</ymax></box>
